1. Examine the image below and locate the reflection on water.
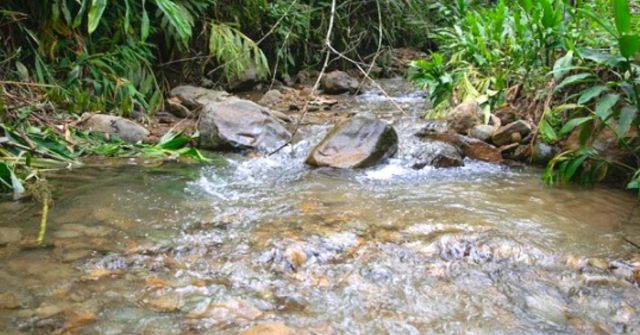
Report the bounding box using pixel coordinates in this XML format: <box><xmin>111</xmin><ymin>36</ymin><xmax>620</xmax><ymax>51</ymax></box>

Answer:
<box><xmin>1</xmin><ymin>81</ymin><xmax>639</xmax><ymax>334</ymax></box>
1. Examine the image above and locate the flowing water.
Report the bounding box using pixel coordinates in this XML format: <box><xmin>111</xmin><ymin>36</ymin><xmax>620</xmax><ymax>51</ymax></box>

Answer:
<box><xmin>1</xmin><ymin>79</ymin><xmax>640</xmax><ymax>334</ymax></box>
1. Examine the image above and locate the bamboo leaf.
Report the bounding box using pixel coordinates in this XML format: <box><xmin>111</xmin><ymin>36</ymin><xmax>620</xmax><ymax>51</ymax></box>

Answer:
<box><xmin>141</xmin><ymin>0</ymin><xmax>150</xmax><ymax>41</ymax></box>
<box><xmin>88</xmin><ymin>0</ymin><xmax>108</xmax><ymax>34</ymax></box>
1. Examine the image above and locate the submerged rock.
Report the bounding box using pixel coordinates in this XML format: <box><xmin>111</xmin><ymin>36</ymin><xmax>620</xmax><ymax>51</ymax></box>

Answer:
<box><xmin>198</xmin><ymin>98</ymin><xmax>291</xmax><ymax>152</ymax></box>
<box><xmin>411</xmin><ymin>140</ymin><xmax>464</xmax><ymax>169</ymax></box>
<box><xmin>306</xmin><ymin>116</ymin><xmax>398</xmax><ymax>168</ymax></box>
<box><xmin>80</xmin><ymin>113</ymin><xmax>149</xmax><ymax>143</ymax></box>
<box><xmin>469</xmin><ymin>124</ymin><xmax>496</xmax><ymax>142</ymax></box>
<box><xmin>491</xmin><ymin>120</ymin><xmax>532</xmax><ymax>146</ymax></box>
<box><xmin>239</xmin><ymin>322</ymin><xmax>295</xmax><ymax>335</ymax></box>
<box><xmin>446</xmin><ymin>101</ymin><xmax>482</xmax><ymax>134</ymax></box>
<box><xmin>321</xmin><ymin>71</ymin><xmax>359</xmax><ymax>95</ymax></box>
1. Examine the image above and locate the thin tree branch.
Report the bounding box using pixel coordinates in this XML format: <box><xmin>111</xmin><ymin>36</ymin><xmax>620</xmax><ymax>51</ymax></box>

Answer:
<box><xmin>269</xmin><ymin>0</ymin><xmax>337</xmax><ymax>156</ymax></box>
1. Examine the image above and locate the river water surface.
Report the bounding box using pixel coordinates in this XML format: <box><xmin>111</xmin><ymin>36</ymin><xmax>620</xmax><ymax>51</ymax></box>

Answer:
<box><xmin>1</xmin><ymin>80</ymin><xmax>640</xmax><ymax>334</ymax></box>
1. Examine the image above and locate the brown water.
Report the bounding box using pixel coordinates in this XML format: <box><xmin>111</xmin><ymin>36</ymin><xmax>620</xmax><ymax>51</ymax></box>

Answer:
<box><xmin>1</xmin><ymin>81</ymin><xmax>640</xmax><ymax>334</ymax></box>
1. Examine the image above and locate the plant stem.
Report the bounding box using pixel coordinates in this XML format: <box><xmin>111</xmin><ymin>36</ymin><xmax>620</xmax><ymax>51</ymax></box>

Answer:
<box><xmin>36</xmin><ymin>200</ymin><xmax>48</xmax><ymax>244</ymax></box>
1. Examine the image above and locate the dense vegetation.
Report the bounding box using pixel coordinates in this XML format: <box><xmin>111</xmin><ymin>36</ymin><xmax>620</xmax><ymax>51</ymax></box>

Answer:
<box><xmin>409</xmin><ymin>0</ymin><xmax>640</xmax><ymax>193</ymax></box>
<box><xmin>0</xmin><ymin>0</ymin><xmax>639</xmax><ymax>200</ymax></box>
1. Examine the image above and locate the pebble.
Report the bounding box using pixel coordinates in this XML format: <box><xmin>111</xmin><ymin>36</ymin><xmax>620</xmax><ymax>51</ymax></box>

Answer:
<box><xmin>0</xmin><ymin>292</ymin><xmax>20</xmax><ymax>309</ymax></box>
<box><xmin>239</xmin><ymin>322</ymin><xmax>295</xmax><ymax>335</ymax></box>
<box><xmin>188</xmin><ymin>299</ymin><xmax>262</xmax><ymax>322</ymax></box>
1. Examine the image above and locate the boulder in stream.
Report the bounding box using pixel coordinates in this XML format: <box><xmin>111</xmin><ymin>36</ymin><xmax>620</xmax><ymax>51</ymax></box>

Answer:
<box><xmin>446</xmin><ymin>101</ymin><xmax>482</xmax><ymax>134</ymax></box>
<box><xmin>469</xmin><ymin>124</ymin><xmax>496</xmax><ymax>143</ymax></box>
<box><xmin>491</xmin><ymin>120</ymin><xmax>532</xmax><ymax>146</ymax></box>
<box><xmin>417</xmin><ymin>131</ymin><xmax>503</xmax><ymax>164</ymax></box>
<box><xmin>411</xmin><ymin>140</ymin><xmax>465</xmax><ymax>169</ymax></box>
<box><xmin>79</xmin><ymin>113</ymin><xmax>149</xmax><ymax>143</ymax></box>
<box><xmin>305</xmin><ymin>116</ymin><xmax>398</xmax><ymax>169</ymax></box>
<box><xmin>321</xmin><ymin>70</ymin><xmax>359</xmax><ymax>95</ymax></box>
<box><xmin>198</xmin><ymin>98</ymin><xmax>291</xmax><ymax>152</ymax></box>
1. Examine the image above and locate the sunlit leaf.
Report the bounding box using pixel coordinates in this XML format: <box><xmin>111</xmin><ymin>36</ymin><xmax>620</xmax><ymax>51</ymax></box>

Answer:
<box><xmin>87</xmin><ymin>0</ymin><xmax>108</xmax><ymax>34</ymax></box>
<box><xmin>616</xmin><ymin>105</ymin><xmax>637</xmax><ymax>138</ymax></box>
<box><xmin>619</xmin><ymin>34</ymin><xmax>640</xmax><ymax>58</ymax></box>
<box><xmin>612</xmin><ymin>0</ymin><xmax>631</xmax><ymax>34</ymax></box>
<box><xmin>560</xmin><ymin>116</ymin><xmax>593</xmax><ymax>135</ymax></box>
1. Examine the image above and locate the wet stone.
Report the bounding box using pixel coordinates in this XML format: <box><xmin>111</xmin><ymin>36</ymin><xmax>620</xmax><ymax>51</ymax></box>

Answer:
<box><xmin>0</xmin><ymin>227</ymin><xmax>22</xmax><ymax>245</ymax></box>
<box><xmin>187</xmin><ymin>299</ymin><xmax>263</xmax><ymax>322</ymax></box>
<box><xmin>306</xmin><ymin>116</ymin><xmax>398</xmax><ymax>169</ymax></box>
<box><xmin>0</xmin><ymin>292</ymin><xmax>21</xmax><ymax>309</ymax></box>
<box><xmin>143</xmin><ymin>293</ymin><xmax>184</xmax><ymax>312</ymax></box>
<box><xmin>239</xmin><ymin>322</ymin><xmax>296</xmax><ymax>335</ymax></box>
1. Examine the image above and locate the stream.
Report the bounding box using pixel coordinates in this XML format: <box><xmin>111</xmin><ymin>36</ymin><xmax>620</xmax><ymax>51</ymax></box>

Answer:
<box><xmin>1</xmin><ymin>79</ymin><xmax>640</xmax><ymax>334</ymax></box>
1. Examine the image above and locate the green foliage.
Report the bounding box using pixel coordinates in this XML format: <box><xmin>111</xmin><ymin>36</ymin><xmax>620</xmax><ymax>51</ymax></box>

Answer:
<box><xmin>542</xmin><ymin>0</ymin><xmax>640</xmax><ymax>191</ymax></box>
<box><xmin>0</xmin><ymin>118</ymin><xmax>209</xmax><ymax>197</ymax></box>
<box><xmin>409</xmin><ymin>0</ymin><xmax>640</xmax><ymax>194</ymax></box>
<box><xmin>408</xmin><ymin>54</ymin><xmax>453</xmax><ymax>108</ymax></box>
<box><xmin>410</xmin><ymin>0</ymin><xmax>570</xmax><ymax>120</ymax></box>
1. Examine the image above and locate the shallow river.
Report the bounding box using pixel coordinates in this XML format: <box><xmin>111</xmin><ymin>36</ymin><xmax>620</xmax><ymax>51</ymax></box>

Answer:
<box><xmin>1</xmin><ymin>80</ymin><xmax>640</xmax><ymax>334</ymax></box>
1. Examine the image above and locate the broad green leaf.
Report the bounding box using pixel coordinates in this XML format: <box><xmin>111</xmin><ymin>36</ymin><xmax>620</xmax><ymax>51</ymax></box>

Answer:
<box><xmin>555</xmin><ymin>73</ymin><xmax>594</xmax><ymax>92</ymax></box>
<box><xmin>560</xmin><ymin>116</ymin><xmax>593</xmax><ymax>135</ymax></box>
<box><xmin>87</xmin><ymin>0</ymin><xmax>108</xmax><ymax>34</ymax></box>
<box><xmin>579</xmin><ymin>48</ymin><xmax>625</xmax><ymax>66</ymax></box>
<box><xmin>540</xmin><ymin>0</ymin><xmax>555</xmax><ymax>29</ymax></box>
<box><xmin>553</xmin><ymin>51</ymin><xmax>573</xmax><ymax>81</ymax></box>
<box><xmin>616</xmin><ymin>105</ymin><xmax>637</xmax><ymax>137</ymax></box>
<box><xmin>564</xmin><ymin>155</ymin><xmax>589</xmax><ymax>182</ymax></box>
<box><xmin>596</xmin><ymin>94</ymin><xmax>620</xmax><ymax>121</ymax></box>
<box><xmin>619</xmin><ymin>34</ymin><xmax>640</xmax><ymax>58</ymax></box>
<box><xmin>540</xmin><ymin>118</ymin><xmax>558</xmax><ymax>142</ymax></box>
<box><xmin>518</xmin><ymin>0</ymin><xmax>533</xmax><ymax>12</ymax></box>
<box><xmin>578</xmin><ymin>85</ymin><xmax>607</xmax><ymax>105</ymax></box>
<box><xmin>595</xmin><ymin>94</ymin><xmax>620</xmax><ymax>120</ymax></box>
<box><xmin>613</xmin><ymin>0</ymin><xmax>631</xmax><ymax>34</ymax></box>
